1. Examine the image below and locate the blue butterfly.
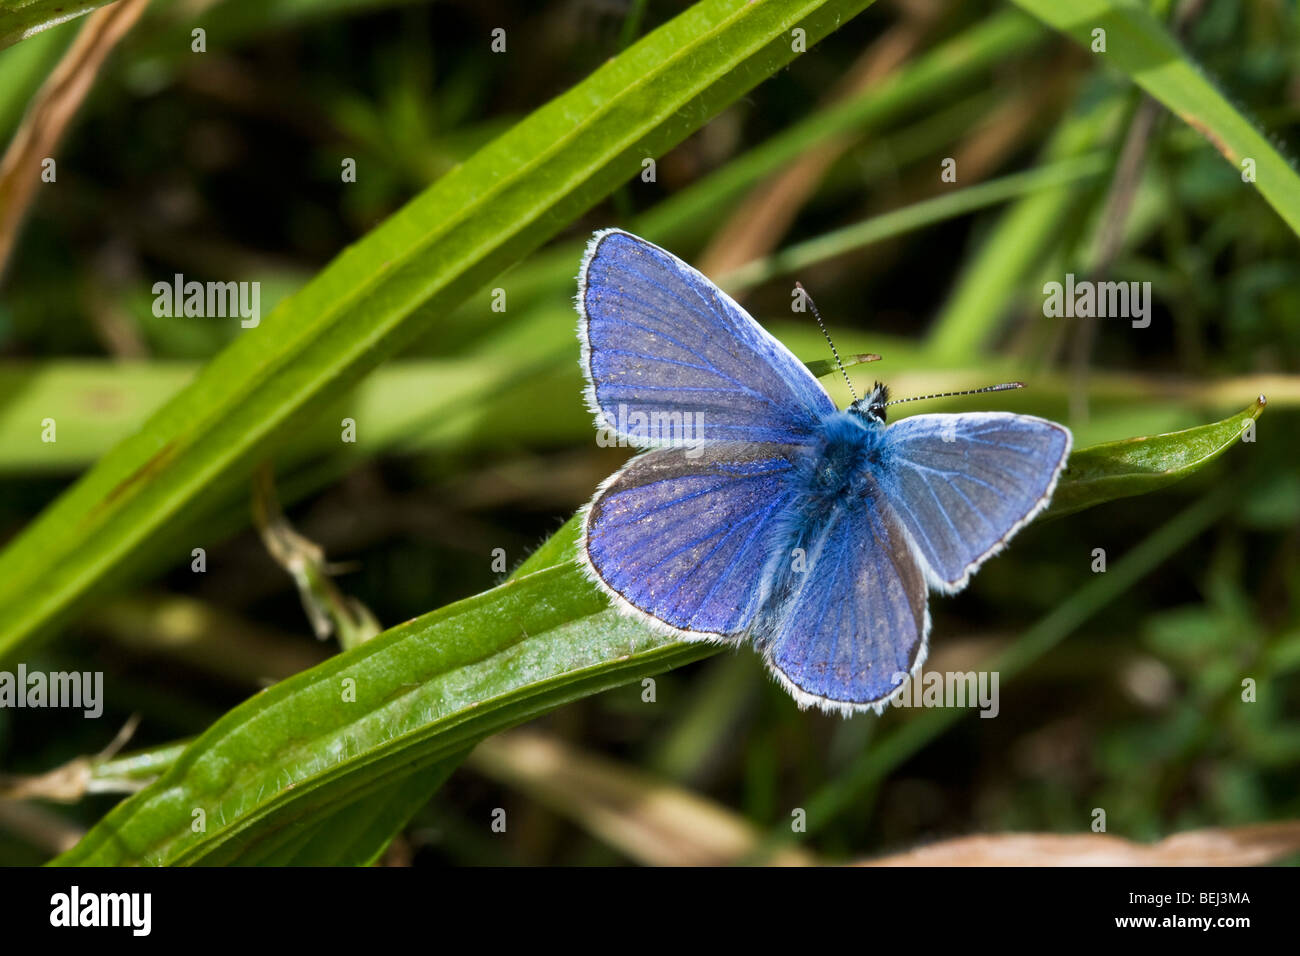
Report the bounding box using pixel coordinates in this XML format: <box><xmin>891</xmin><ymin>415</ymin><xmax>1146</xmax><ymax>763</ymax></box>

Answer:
<box><xmin>576</xmin><ymin>229</ymin><xmax>1071</xmax><ymax>715</ymax></box>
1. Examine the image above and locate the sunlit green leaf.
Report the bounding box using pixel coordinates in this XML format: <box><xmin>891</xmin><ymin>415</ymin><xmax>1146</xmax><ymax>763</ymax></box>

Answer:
<box><xmin>1044</xmin><ymin>397</ymin><xmax>1266</xmax><ymax>519</ymax></box>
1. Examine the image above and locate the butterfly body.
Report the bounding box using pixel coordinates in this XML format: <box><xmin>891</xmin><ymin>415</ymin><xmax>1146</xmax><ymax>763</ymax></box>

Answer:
<box><xmin>756</xmin><ymin>411</ymin><xmax>887</xmax><ymax>612</ymax></box>
<box><xmin>576</xmin><ymin>228</ymin><xmax>1071</xmax><ymax>715</ymax></box>
<box><xmin>801</xmin><ymin>409</ymin><xmax>885</xmax><ymax>500</ymax></box>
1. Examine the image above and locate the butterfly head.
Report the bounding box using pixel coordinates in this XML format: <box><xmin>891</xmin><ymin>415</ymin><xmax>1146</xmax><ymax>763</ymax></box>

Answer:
<box><xmin>849</xmin><ymin>382</ymin><xmax>890</xmax><ymax>425</ymax></box>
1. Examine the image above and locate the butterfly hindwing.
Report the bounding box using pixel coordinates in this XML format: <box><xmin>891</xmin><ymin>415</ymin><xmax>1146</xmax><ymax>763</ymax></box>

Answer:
<box><xmin>880</xmin><ymin>412</ymin><xmax>1071</xmax><ymax>591</ymax></box>
<box><xmin>579</xmin><ymin>229</ymin><xmax>835</xmax><ymax>447</ymax></box>
<box><xmin>582</xmin><ymin>442</ymin><xmax>802</xmax><ymax>640</ymax></box>
<box><xmin>756</xmin><ymin>494</ymin><xmax>929</xmax><ymax>713</ymax></box>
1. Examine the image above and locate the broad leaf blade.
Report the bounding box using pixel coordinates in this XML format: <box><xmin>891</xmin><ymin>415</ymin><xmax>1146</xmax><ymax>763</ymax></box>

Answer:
<box><xmin>248</xmin><ymin>757</ymin><xmax>466</xmax><ymax>867</ymax></box>
<box><xmin>1044</xmin><ymin>397</ymin><xmax>1265</xmax><ymax>519</ymax></box>
<box><xmin>55</xmin><ymin>564</ymin><xmax>709</xmax><ymax>865</ymax></box>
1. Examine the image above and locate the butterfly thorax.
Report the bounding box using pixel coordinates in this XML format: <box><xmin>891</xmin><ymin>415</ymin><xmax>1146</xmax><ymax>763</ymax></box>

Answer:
<box><xmin>798</xmin><ymin>410</ymin><xmax>888</xmax><ymax>509</ymax></box>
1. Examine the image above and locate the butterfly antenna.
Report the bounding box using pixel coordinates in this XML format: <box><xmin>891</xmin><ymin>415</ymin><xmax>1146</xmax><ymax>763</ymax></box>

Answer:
<box><xmin>884</xmin><ymin>382</ymin><xmax>1024</xmax><ymax>407</ymax></box>
<box><xmin>797</xmin><ymin>281</ymin><xmax>857</xmax><ymax>402</ymax></box>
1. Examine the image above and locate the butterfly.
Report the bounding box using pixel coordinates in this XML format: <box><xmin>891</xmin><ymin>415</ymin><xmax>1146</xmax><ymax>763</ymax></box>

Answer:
<box><xmin>576</xmin><ymin>229</ymin><xmax>1071</xmax><ymax>715</ymax></box>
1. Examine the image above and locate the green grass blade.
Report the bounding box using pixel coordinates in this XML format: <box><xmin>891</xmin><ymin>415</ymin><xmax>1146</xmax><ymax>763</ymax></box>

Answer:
<box><xmin>6</xmin><ymin>356</ymin><xmax>1291</xmax><ymax>472</ymax></box>
<box><xmin>924</xmin><ymin>92</ymin><xmax>1122</xmax><ymax>360</ymax></box>
<box><xmin>1043</xmin><ymin>396</ymin><xmax>1266</xmax><ymax>519</ymax></box>
<box><xmin>0</xmin><ymin>0</ymin><xmax>109</xmax><ymax>50</ymax></box>
<box><xmin>0</xmin><ymin>0</ymin><xmax>881</xmax><ymax>662</ymax></box>
<box><xmin>53</xmin><ymin>410</ymin><xmax>1254</xmax><ymax>865</ymax></box>
<box><xmin>1010</xmin><ymin>0</ymin><xmax>1300</xmax><ymax>236</ymax></box>
<box><xmin>720</xmin><ymin>154</ymin><xmax>1109</xmax><ymax>292</ymax></box>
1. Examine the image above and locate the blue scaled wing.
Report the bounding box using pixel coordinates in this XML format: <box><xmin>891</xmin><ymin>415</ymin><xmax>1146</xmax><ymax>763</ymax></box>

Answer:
<box><xmin>880</xmin><ymin>412</ymin><xmax>1071</xmax><ymax>592</ymax></box>
<box><xmin>578</xmin><ymin>229</ymin><xmax>835</xmax><ymax>447</ymax></box>
<box><xmin>757</xmin><ymin>495</ymin><xmax>929</xmax><ymax>714</ymax></box>
<box><xmin>581</xmin><ymin>442</ymin><xmax>801</xmax><ymax>640</ymax></box>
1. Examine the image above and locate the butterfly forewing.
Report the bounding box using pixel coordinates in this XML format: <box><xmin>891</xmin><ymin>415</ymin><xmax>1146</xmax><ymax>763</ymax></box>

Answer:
<box><xmin>579</xmin><ymin>229</ymin><xmax>834</xmax><ymax>447</ymax></box>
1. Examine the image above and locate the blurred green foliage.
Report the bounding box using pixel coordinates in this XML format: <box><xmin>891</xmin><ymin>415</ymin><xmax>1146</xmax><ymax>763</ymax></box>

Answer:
<box><xmin>0</xmin><ymin>0</ymin><xmax>1297</xmax><ymax>865</ymax></box>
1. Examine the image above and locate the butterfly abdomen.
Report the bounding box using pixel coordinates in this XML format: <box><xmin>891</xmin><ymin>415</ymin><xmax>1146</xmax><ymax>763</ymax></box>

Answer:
<box><xmin>751</xmin><ymin>411</ymin><xmax>892</xmax><ymax>645</ymax></box>
<box><xmin>797</xmin><ymin>410</ymin><xmax>888</xmax><ymax>504</ymax></box>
